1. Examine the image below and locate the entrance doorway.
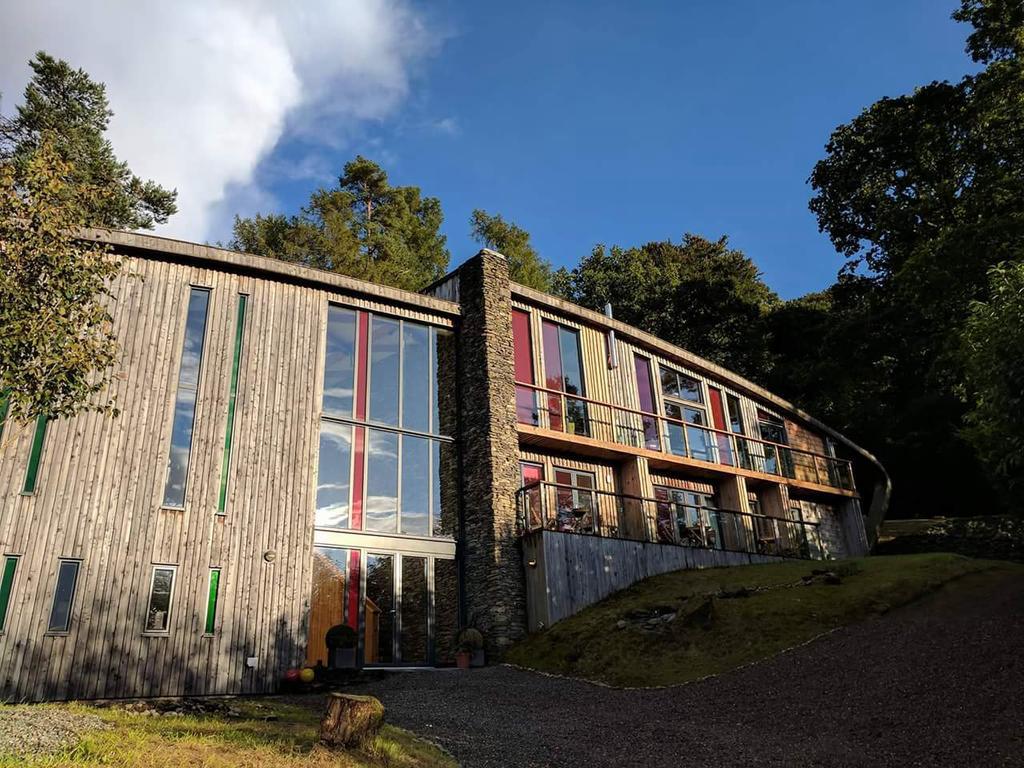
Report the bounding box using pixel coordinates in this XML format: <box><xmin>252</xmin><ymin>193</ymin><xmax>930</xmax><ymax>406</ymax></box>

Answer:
<box><xmin>307</xmin><ymin>546</ymin><xmax>457</xmax><ymax>668</ymax></box>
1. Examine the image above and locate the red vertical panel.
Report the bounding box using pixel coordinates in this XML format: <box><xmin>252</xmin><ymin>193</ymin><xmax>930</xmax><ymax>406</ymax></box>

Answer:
<box><xmin>511</xmin><ymin>310</ymin><xmax>534</xmax><ymax>383</ymax></box>
<box><xmin>355</xmin><ymin>311</ymin><xmax>370</xmax><ymax>421</ymax></box>
<box><xmin>708</xmin><ymin>387</ymin><xmax>733</xmax><ymax>465</ymax></box>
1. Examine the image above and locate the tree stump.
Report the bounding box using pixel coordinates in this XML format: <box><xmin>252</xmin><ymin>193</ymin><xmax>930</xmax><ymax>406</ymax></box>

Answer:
<box><xmin>318</xmin><ymin>693</ymin><xmax>385</xmax><ymax>749</ymax></box>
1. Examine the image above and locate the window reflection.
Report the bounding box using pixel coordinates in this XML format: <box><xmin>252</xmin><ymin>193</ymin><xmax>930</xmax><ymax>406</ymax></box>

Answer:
<box><xmin>324</xmin><ymin>306</ymin><xmax>357</xmax><ymax>417</ymax></box>
<box><xmin>401</xmin><ymin>435</ymin><xmax>430</xmax><ymax>536</ymax></box>
<box><xmin>365</xmin><ymin>429</ymin><xmax>399</xmax><ymax>532</ymax></box>
<box><xmin>369</xmin><ymin>317</ymin><xmax>400</xmax><ymax>426</ymax></box>
<box><xmin>401</xmin><ymin>323</ymin><xmax>430</xmax><ymax>433</ymax></box>
<box><xmin>163</xmin><ymin>287</ymin><xmax>209</xmax><ymax>508</ymax></box>
<box><xmin>315</xmin><ymin>422</ymin><xmax>353</xmax><ymax>528</ymax></box>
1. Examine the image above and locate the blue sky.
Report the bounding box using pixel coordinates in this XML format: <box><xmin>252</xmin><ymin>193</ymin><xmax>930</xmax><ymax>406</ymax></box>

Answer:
<box><xmin>251</xmin><ymin>0</ymin><xmax>979</xmax><ymax>299</ymax></box>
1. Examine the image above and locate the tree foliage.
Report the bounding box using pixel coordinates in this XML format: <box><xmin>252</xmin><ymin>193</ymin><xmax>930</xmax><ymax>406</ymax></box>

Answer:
<box><xmin>0</xmin><ymin>52</ymin><xmax>177</xmax><ymax>230</ymax></box>
<box><xmin>788</xmin><ymin>0</ymin><xmax>1024</xmax><ymax>517</ymax></box>
<box><xmin>0</xmin><ymin>139</ymin><xmax>122</xmax><ymax>425</ymax></box>
<box><xmin>469</xmin><ymin>209</ymin><xmax>554</xmax><ymax>291</ymax></box>
<box><xmin>229</xmin><ymin>156</ymin><xmax>448</xmax><ymax>291</ymax></box>
<box><xmin>554</xmin><ymin>235</ymin><xmax>778</xmax><ymax>379</ymax></box>
<box><xmin>959</xmin><ymin>261</ymin><xmax>1024</xmax><ymax>510</ymax></box>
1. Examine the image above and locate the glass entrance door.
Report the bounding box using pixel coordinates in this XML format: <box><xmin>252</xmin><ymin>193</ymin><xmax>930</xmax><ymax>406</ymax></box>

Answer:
<box><xmin>308</xmin><ymin>546</ymin><xmax>454</xmax><ymax>669</ymax></box>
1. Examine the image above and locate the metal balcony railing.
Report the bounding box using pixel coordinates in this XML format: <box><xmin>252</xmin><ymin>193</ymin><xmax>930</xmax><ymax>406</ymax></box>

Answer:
<box><xmin>514</xmin><ymin>382</ymin><xmax>855</xmax><ymax>492</ymax></box>
<box><xmin>515</xmin><ymin>481</ymin><xmax>826</xmax><ymax>560</ymax></box>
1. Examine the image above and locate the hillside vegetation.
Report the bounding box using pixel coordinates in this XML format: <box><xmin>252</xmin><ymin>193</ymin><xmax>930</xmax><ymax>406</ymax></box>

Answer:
<box><xmin>506</xmin><ymin>554</ymin><xmax>1019</xmax><ymax>687</ymax></box>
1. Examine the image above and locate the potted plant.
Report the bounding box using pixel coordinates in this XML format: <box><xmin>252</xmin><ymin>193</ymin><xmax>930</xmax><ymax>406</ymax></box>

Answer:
<box><xmin>456</xmin><ymin>627</ymin><xmax>485</xmax><ymax>668</ymax></box>
<box><xmin>325</xmin><ymin>624</ymin><xmax>358</xmax><ymax>669</ymax></box>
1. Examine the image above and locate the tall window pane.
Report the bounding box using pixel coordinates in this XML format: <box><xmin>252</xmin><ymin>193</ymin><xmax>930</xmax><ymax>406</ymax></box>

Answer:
<box><xmin>47</xmin><ymin>560</ymin><xmax>80</xmax><ymax>633</ymax></box>
<box><xmin>401</xmin><ymin>323</ymin><xmax>430</xmax><ymax>433</ymax></box>
<box><xmin>369</xmin><ymin>317</ymin><xmax>400</xmax><ymax>426</ymax></box>
<box><xmin>324</xmin><ymin>306</ymin><xmax>357</xmax><ymax>417</ymax></box>
<box><xmin>365</xmin><ymin>554</ymin><xmax>395</xmax><ymax>663</ymax></box>
<box><xmin>432</xmin><ymin>329</ymin><xmax>453</xmax><ymax>435</ymax></box>
<box><xmin>315</xmin><ymin>422</ymin><xmax>353</xmax><ymax>528</ymax></box>
<box><xmin>400</xmin><ymin>435</ymin><xmax>430</xmax><ymax>536</ymax></box>
<box><xmin>145</xmin><ymin>566</ymin><xmax>176</xmax><ymax>633</ymax></box>
<box><xmin>400</xmin><ymin>556</ymin><xmax>428</xmax><ymax>664</ymax></box>
<box><xmin>365</xmin><ymin>429</ymin><xmax>399</xmax><ymax>532</ymax></box>
<box><xmin>204</xmin><ymin>569</ymin><xmax>221</xmax><ymax>635</ymax></box>
<box><xmin>163</xmin><ymin>287</ymin><xmax>210</xmax><ymax>508</ymax></box>
<box><xmin>512</xmin><ymin>310</ymin><xmax>538</xmax><ymax>425</ymax></box>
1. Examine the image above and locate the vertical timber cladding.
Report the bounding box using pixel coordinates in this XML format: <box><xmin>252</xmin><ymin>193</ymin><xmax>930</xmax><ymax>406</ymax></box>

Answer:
<box><xmin>0</xmin><ymin>243</ymin><xmax>458</xmax><ymax>702</ymax></box>
<box><xmin>454</xmin><ymin>251</ymin><xmax>527</xmax><ymax>654</ymax></box>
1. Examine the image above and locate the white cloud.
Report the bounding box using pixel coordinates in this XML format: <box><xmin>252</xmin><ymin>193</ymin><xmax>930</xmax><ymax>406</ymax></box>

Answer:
<box><xmin>0</xmin><ymin>0</ymin><xmax>438</xmax><ymax>240</ymax></box>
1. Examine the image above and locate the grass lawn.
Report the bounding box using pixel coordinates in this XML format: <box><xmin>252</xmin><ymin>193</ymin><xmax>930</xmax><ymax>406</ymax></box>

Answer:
<box><xmin>0</xmin><ymin>697</ymin><xmax>455</xmax><ymax>768</ymax></box>
<box><xmin>506</xmin><ymin>553</ymin><xmax>1021</xmax><ymax>688</ymax></box>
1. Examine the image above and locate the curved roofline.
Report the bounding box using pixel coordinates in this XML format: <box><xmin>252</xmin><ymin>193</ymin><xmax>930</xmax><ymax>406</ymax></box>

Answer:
<box><xmin>80</xmin><ymin>227</ymin><xmax>461</xmax><ymax>318</ymax></box>
<box><xmin>510</xmin><ymin>281</ymin><xmax>891</xmax><ymax>490</ymax></box>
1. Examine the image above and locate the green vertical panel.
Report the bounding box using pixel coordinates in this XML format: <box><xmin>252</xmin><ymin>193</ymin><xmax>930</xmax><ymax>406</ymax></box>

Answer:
<box><xmin>0</xmin><ymin>556</ymin><xmax>18</xmax><ymax>632</ymax></box>
<box><xmin>204</xmin><ymin>569</ymin><xmax>220</xmax><ymax>635</ymax></box>
<box><xmin>22</xmin><ymin>414</ymin><xmax>48</xmax><ymax>494</ymax></box>
<box><xmin>0</xmin><ymin>396</ymin><xmax>9</xmax><ymax>443</ymax></box>
<box><xmin>217</xmin><ymin>295</ymin><xmax>247</xmax><ymax>514</ymax></box>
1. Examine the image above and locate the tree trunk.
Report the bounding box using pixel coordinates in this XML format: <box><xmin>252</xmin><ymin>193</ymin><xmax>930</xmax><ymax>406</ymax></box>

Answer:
<box><xmin>318</xmin><ymin>693</ymin><xmax>385</xmax><ymax>749</ymax></box>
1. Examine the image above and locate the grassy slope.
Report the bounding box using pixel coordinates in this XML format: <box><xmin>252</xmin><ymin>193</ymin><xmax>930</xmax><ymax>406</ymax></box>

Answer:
<box><xmin>0</xmin><ymin>698</ymin><xmax>455</xmax><ymax>768</ymax></box>
<box><xmin>506</xmin><ymin>553</ymin><xmax>1020</xmax><ymax>688</ymax></box>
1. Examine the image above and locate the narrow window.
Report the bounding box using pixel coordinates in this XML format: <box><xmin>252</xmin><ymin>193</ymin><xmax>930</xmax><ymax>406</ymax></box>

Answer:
<box><xmin>145</xmin><ymin>566</ymin><xmax>176</xmax><ymax>633</ymax></box>
<box><xmin>400</xmin><ymin>322</ymin><xmax>431</xmax><ymax>433</ymax></box>
<box><xmin>22</xmin><ymin>414</ymin><xmax>48</xmax><ymax>494</ymax></box>
<box><xmin>315</xmin><ymin>422</ymin><xmax>354</xmax><ymax>528</ymax></box>
<box><xmin>163</xmin><ymin>287</ymin><xmax>210</xmax><ymax>508</ymax></box>
<box><xmin>0</xmin><ymin>555</ymin><xmax>19</xmax><ymax>633</ymax></box>
<box><xmin>217</xmin><ymin>294</ymin><xmax>247</xmax><ymax>515</ymax></box>
<box><xmin>47</xmin><ymin>560</ymin><xmax>80</xmax><ymax>633</ymax></box>
<box><xmin>323</xmin><ymin>306</ymin><xmax>357</xmax><ymax>417</ymax></box>
<box><xmin>633</xmin><ymin>354</ymin><xmax>660</xmax><ymax>449</ymax></box>
<box><xmin>365</xmin><ymin>429</ymin><xmax>399</xmax><ymax>532</ymax></box>
<box><xmin>512</xmin><ymin>310</ymin><xmax>538</xmax><ymax>425</ymax></box>
<box><xmin>204</xmin><ymin>569</ymin><xmax>221</xmax><ymax>635</ymax></box>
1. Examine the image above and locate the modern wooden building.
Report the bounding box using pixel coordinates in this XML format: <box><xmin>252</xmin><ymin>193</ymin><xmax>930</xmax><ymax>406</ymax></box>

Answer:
<box><xmin>0</xmin><ymin>230</ymin><xmax>888</xmax><ymax>701</ymax></box>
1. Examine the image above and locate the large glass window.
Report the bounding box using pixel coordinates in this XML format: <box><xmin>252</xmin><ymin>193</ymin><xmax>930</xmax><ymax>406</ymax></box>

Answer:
<box><xmin>660</xmin><ymin>365</ymin><xmax>712</xmax><ymax>461</ymax></box>
<box><xmin>757</xmin><ymin>410</ymin><xmax>792</xmax><ymax>476</ymax></box>
<box><xmin>47</xmin><ymin>560</ymin><xmax>80</xmax><ymax>633</ymax></box>
<box><xmin>163</xmin><ymin>287</ymin><xmax>210</xmax><ymax>508</ymax></box>
<box><xmin>512</xmin><ymin>309</ymin><xmax>538</xmax><ymax>425</ymax></box>
<box><xmin>365</xmin><ymin>554</ymin><xmax>395</xmax><ymax>663</ymax></box>
<box><xmin>551</xmin><ymin>468</ymin><xmax>596</xmax><ymax>534</ymax></box>
<box><xmin>654</xmin><ymin>487</ymin><xmax>722</xmax><ymax>549</ymax></box>
<box><xmin>542</xmin><ymin>321</ymin><xmax>588</xmax><ymax>435</ymax></box>
<box><xmin>317</xmin><ymin>308</ymin><xmax>453</xmax><ymax>538</ymax></box>
<box><xmin>145</xmin><ymin>566</ymin><xmax>176</xmax><ymax>633</ymax></box>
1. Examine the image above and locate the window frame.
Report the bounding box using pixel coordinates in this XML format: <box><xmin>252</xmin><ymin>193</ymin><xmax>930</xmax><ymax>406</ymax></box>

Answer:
<box><xmin>46</xmin><ymin>559</ymin><xmax>81</xmax><ymax>635</ymax></box>
<box><xmin>143</xmin><ymin>564</ymin><xmax>178</xmax><ymax>635</ymax></box>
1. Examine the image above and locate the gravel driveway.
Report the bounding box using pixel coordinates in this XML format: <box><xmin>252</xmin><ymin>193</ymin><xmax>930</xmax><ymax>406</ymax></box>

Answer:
<box><xmin>349</xmin><ymin>569</ymin><xmax>1024</xmax><ymax>767</ymax></box>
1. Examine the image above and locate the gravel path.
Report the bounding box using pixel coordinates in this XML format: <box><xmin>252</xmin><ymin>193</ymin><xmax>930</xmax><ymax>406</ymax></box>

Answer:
<box><xmin>0</xmin><ymin>706</ymin><xmax>109</xmax><ymax>757</ymax></box>
<box><xmin>349</xmin><ymin>569</ymin><xmax>1024</xmax><ymax>767</ymax></box>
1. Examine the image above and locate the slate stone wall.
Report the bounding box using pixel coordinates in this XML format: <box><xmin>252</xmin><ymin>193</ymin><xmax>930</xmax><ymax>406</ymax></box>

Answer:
<box><xmin>450</xmin><ymin>250</ymin><xmax>527</xmax><ymax>655</ymax></box>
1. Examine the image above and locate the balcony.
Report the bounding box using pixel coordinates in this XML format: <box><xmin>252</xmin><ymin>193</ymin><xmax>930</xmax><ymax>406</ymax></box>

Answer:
<box><xmin>515</xmin><ymin>481</ymin><xmax>826</xmax><ymax>560</ymax></box>
<box><xmin>514</xmin><ymin>382</ymin><xmax>856</xmax><ymax>495</ymax></box>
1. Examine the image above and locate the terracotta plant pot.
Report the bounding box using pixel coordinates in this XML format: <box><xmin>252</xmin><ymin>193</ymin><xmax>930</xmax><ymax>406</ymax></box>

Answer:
<box><xmin>455</xmin><ymin>651</ymin><xmax>471</xmax><ymax>670</ymax></box>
